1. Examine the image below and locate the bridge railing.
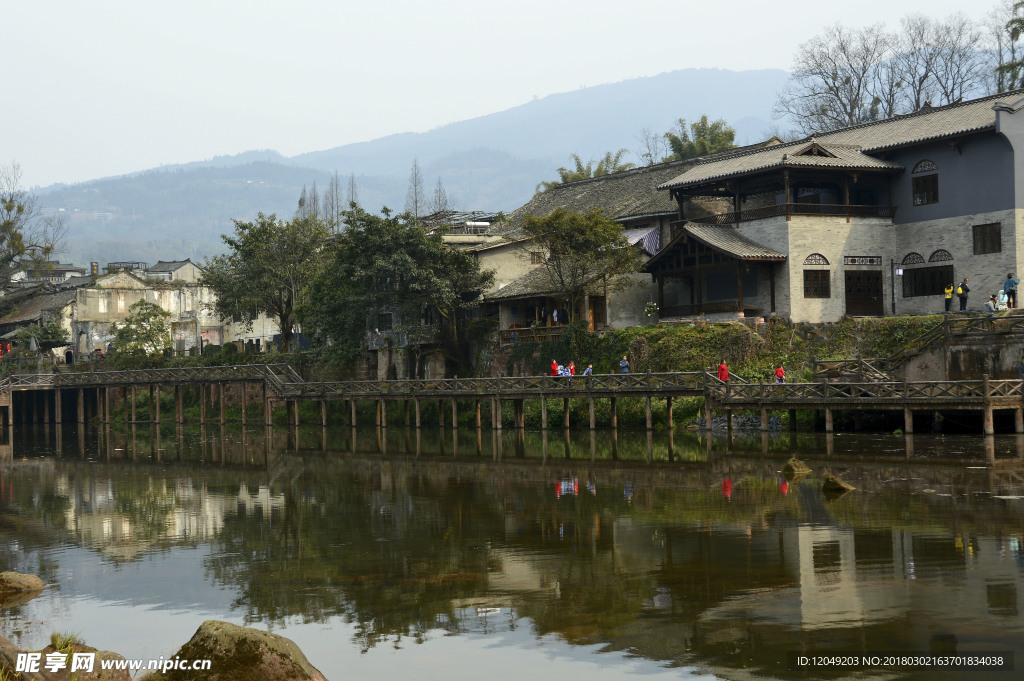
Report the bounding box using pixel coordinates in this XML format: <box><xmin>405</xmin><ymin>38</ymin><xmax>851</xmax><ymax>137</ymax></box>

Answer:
<box><xmin>708</xmin><ymin>378</ymin><xmax>1022</xmax><ymax>402</ymax></box>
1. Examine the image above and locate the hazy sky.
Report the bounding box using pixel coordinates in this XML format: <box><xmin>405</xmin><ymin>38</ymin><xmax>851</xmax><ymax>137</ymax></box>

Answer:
<box><xmin>3</xmin><ymin>0</ymin><xmax>1004</xmax><ymax>188</ymax></box>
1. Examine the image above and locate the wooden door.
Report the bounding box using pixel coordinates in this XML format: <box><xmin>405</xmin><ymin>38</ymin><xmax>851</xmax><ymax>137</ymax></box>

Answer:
<box><xmin>844</xmin><ymin>270</ymin><xmax>884</xmax><ymax>316</ymax></box>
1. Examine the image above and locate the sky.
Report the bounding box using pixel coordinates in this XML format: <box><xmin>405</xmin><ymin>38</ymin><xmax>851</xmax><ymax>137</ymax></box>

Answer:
<box><xmin>2</xmin><ymin>0</ymin><xmax>1005</xmax><ymax>189</ymax></box>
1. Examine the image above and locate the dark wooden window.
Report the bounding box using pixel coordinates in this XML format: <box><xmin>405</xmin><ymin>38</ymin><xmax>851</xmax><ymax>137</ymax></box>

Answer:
<box><xmin>912</xmin><ymin>174</ymin><xmax>938</xmax><ymax>205</ymax></box>
<box><xmin>902</xmin><ymin>265</ymin><xmax>953</xmax><ymax>298</ymax></box>
<box><xmin>530</xmin><ymin>251</ymin><xmax>543</xmax><ymax>265</ymax></box>
<box><xmin>973</xmin><ymin>223</ymin><xmax>1002</xmax><ymax>255</ymax></box>
<box><xmin>804</xmin><ymin>270</ymin><xmax>831</xmax><ymax>298</ymax></box>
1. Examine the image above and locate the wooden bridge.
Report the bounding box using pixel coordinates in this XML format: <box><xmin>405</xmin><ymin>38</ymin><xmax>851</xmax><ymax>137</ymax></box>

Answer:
<box><xmin>0</xmin><ymin>363</ymin><xmax>1021</xmax><ymax>435</ymax></box>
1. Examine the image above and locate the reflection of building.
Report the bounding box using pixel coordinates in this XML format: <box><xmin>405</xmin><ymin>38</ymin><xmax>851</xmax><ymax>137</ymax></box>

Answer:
<box><xmin>55</xmin><ymin>475</ymin><xmax>287</xmax><ymax>561</ymax></box>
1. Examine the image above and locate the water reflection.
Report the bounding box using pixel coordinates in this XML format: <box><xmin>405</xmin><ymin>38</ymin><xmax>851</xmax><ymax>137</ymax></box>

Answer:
<box><xmin>1</xmin><ymin>423</ymin><xmax>1023</xmax><ymax>681</ymax></box>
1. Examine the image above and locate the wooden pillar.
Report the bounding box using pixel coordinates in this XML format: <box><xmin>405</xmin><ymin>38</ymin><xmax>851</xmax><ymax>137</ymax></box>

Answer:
<box><xmin>43</xmin><ymin>391</ymin><xmax>50</xmax><ymax>425</ymax></box>
<box><xmin>494</xmin><ymin>398</ymin><xmax>503</xmax><ymax>430</ymax></box>
<box><xmin>589</xmin><ymin>396</ymin><xmax>596</xmax><ymax>430</ymax></box>
<box><xmin>128</xmin><ymin>386</ymin><xmax>135</xmax><ymax>423</ymax></box>
<box><xmin>414</xmin><ymin>398</ymin><xmax>421</xmax><ymax>428</ymax></box>
<box><xmin>200</xmin><ymin>384</ymin><xmax>207</xmax><ymax>425</ymax></box>
<box><xmin>611</xmin><ymin>397</ymin><xmax>618</xmax><ymax>430</ymax></box>
<box><xmin>541</xmin><ymin>396</ymin><xmax>548</xmax><ymax>430</ymax></box>
<box><xmin>154</xmin><ymin>385</ymin><xmax>161</xmax><ymax>424</ymax></box>
<box><xmin>983</xmin><ymin>374</ymin><xmax>994</xmax><ymax>435</ymax></box>
<box><xmin>219</xmin><ymin>383</ymin><xmax>226</xmax><ymax>425</ymax></box>
<box><xmin>703</xmin><ymin>399</ymin><xmax>712</xmax><ymax>432</ymax></box>
<box><xmin>727</xmin><ymin>410</ymin><xmax>734</xmax><ymax>437</ymax></box>
<box><xmin>666</xmin><ymin>396</ymin><xmax>673</xmax><ymax>431</ymax></box>
<box><xmin>438</xmin><ymin>400</ymin><xmax>445</xmax><ymax>429</ymax></box>
<box><xmin>240</xmin><ymin>383</ymin><xmax>247</xmax><ymax>426</ymax></box>
<box><xmin>55</xmin><ymin>389</ymin><xmax>62</xmax><ymax>425</ymax></box>
<box><xmin>645</xmin><ymin>395</ymin><xmax>653</xmax><ymax>430</ymax></box>
<box><xmin>404</xmin><ymin>401</ymin><xmax>410</xmax><ymax>427</ymax></box>
<box><xmin>103</xmin><ymin>387</ymin><xmax>111</xmax><ymax>423</ymax></box>
<box><xmin>825</xmin><ymin>407</ymin><xmax>834</xmax><ymax>433</ymax></box>
<box><xmin>320</xmin><ymin>399</ymin><xmax>328</xmax><ymax>427</ymax></box>
<box><xmin>175</xmin><ymin>385</ymin><xmax>183</xmax><ymax>424</ymax></box>
<box><xmin>789</xmin><ymin>408</ymin><xmax>797</xmax><ymax>432</ymax></box>
<box><xmin>562</xmin><ymin>398</ymin><xmax>570</xmax><ymax>429</ymax></box>
<box><xmin>452</xmin><ymin>398</ymin><xmax>459</xmax><ymax>429</ymax></box>
<box><xmin>264</xmin><ymin>385</ymin><xmax>272</xmax><ymax>425</ymax></box>
<box><xmin>77</xmin><ymin>388</ymin><xmax>84</xmax><ymax>424</ymax></box>
<box><xmin>350</xmin><ymin>399</ymin><xmax>357</xmax><ymax>427</ymax></box>
<box><xmin>1015</xmin><ymin>407</ymin><xmax>1023</xmax><ymax>434</ymax></box>
<box><xmin>475</xmin><ymin>401</ymin><xmax>481</xmax><ymax>429</ymax></box>
<box><xmin>904</xmin><ymin>407</ymin><xmax>914</xmax><ymax>434</ymax></box>
<box><xmin>761</xmin><ymin>407</ymin><xmax>768</xmax><ymax>430</ymax></box>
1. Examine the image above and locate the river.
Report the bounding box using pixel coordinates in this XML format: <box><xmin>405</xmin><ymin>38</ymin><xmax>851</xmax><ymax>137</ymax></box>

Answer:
<box><xmin>0</xmin><ymin>423</ymin><xmax>1021</xmax><ymax>680</ymax></box>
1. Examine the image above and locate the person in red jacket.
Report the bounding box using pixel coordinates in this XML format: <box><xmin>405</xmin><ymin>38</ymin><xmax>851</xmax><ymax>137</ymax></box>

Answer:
<box><xmin>717</xmin><ymin>359</ymin><xmax>729</xmax><ymax>382</ymax></box>
<box><xmin>550</xmin><ymin>359</ymin><xmax>559</xmax><ymax>376</ymax></box>
<box><xmin>774</xmin><ymin>365</ymin><xmax>785</xmax><ymax>384</ymax></box>
<box><xmin>568</xmin><ymin>361</ymin><xmax>576</xmax><ymax>376</ymax></box>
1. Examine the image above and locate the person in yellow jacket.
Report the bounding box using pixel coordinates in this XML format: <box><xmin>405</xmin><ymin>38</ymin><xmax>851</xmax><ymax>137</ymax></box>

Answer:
<box><xmin>944</xmin><ymin>283</ymin><xmax>954</xmax><ymax>313</ymax></box>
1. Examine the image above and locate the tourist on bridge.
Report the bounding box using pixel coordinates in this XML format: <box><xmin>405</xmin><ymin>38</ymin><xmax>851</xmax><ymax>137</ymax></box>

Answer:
<box><xmin>583</xmin><ymin>364</ymin><xmax>593</xmax><ymax>376</ymax></box>
<box><xmin>1004</xmin><ymin>273</ymin><xmax>1019</xmax><ymax>309</ymax></box>
<box><xmin>620</xmin><ymin>356</ymin><xmax>630</xmax><ymax>373</ymax></box>
<box><xmin>957</xmin><ymin>278</ymin><xmax>970</xmax><ymax>311</ymax></box>
<box><xmin>717</xmin><ymin>359</ymin><xmax>729</xmax><ymax>382</ymax></box>
<box><xmin>550</xmin><ymin>359</ymin><xmax>559</xmax><ymax>376</ymax></box>
<box><xmin>774</xmin><ymin>365</ymin><xmax>785</xmax><ymax>384</ymax></box>
<box><xmin>568</xmin><ymin>361</ymin><xmax>576</xmax><ymax>376</ymax></box>
<box><xmin>944</xmin><ymin>283</ymin><xmax>954</xmax><ymax>312</ymax></box>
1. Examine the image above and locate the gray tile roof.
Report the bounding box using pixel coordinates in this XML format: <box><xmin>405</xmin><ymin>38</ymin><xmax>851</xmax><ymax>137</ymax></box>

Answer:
<box><xmin>658</xmin><ymin>89</ymin><xmax>1024</xmax><ymax>192</ymax></box>
<box><xmin>147</xmin><ymin>259</ymin><xmax>195</xmax><ymax>273</ymax></box>
<box><xmin>682</xmin><ymin>225</ymin><xmax>787</xmax><ymax>260</ymax></box>
<box><xmin>484</xmin><ymin>266</ymin><xmax>560</xmax><ymax>301</ymax></box>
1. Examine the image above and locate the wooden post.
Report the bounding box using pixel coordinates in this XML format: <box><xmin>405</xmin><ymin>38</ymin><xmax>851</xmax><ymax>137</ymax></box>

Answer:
<box><xmin>563</xmin><ymin>397</ymin><xmax>570</xmax><ymax>429</ymax></box>
<box><xmin>645</xmin><ymin>395</ymin><xmax>653</xmax><ymax>430</ymax></box>
<box><xmin>350</xmin><ymin>399</ymin><xmax>357</xmax><ymax>427</ymax></box>
<box><xmin>475</xmin><ymin>401</ymin><xmax>481</xmax><ymax>429</ymax></box>
<box><xmin>175</xmin><ymin>385</ymin><xmax>183</xmax><ymax>424</ymax></box>
<box><xmin>541</xmin><ymin>396</ymin><xmax>548</xmax><ymax>430</ymax></box>
<box><xmin>666</xmin><ymin>396</ymin><xmax>673</xmax><ymax>431</ymax></box>
<box><xmin>200</xmin><ymin>384</ymin><xmax>207</xmax><ymax>425</ymax></box>
<box><xmin>264</xmin><ymin>386</ymin><xmax>272</xmax><ymax>425</ymax></box>
<box><xmin>611</xmin><ymin>396</ymin><xmax>618</xmax><ymax>430</ymax></box>
<box><xmin>54</xmin><ymin>389</ymin><xmax>62</xmax><ymax>425</ymax></box>
<box><xmin>983</xmin><ymin>374</ymin><xmax>994</xmax><ymax>435</ymax></box>
<box><xmin>789</xmin><ymin>409</ymin><xmax>797</xmax><ymax>432</ymax></box>
<box><xmin>704</xmin><ymin>399</ymin><xmax>712</xmax><ymax>432</ymax></box>
<box><xmin>452</xmin><ymin>398</ymin><xmax>459</xmax><ymax>430</ymax></box>
<box><xmin>414</xmin><ymin>398</ymin><xmax>421</xmax><ymax>428</ymax></box>
<box><xmin>103</xmin><ymin>387</ymin><xmax>110</xmax><ymax>423</ymax></box>
<box><xmin>77</xmin><ymin>388</ymin><xmax>84</xmax><ymax>424</ymax></box>
<box><xmin>320</xmin><ymin>399</ymin><xmax>327</xmax><ymax>427</ymax></box>
<box><xmin>589</xmin><ymin>396</ymin><xmax>595</xmax><ymax>430</ymax></box>
<box><xmin>904</xmin><ymin>407</ymin><xmax>914</xmax><ymax>434</ymax></box>
<box><xmin>761</xmin><ymin>407</ymin><xmax>768</xmax><ymax>430</ymax></box>
<box><xmin>1015</xmin><ymin>407</ymin><xmax>1023</xmax><ymax>434</ymax></box>
<box><xmin>825</xmin><ymin>407</ymin><xmax>834</xmax><ymax>433</ymax></box>
<box><xmin>155</xmin><ymin>385</ymin><xmax>161</xmax><ymax>424</ymax></box>
<box><xmin>241</xmin><ymin>383</ymin><xmax>247</xmax><ymax>426</ymax></box>
<box><xmin>43</xmin><ymin>391</ymin><xmax>50</xmax><ymax>425</ymax></box>
<box><xmin>439</xmin><ymin>400</ymin><xmax>445</xmax><ymax>429</ymax></box>
<box><xmin>220</xmin><ymin>383</ymin><xmax>226</xmax><ymax>425</ymax></box>
<box><xmin>404</xmin><ymin>401</ymin><xmax>410</xmax><ymax>427</ymax></box>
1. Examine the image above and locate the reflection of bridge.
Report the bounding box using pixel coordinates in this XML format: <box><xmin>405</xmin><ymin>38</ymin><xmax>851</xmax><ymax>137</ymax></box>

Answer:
<box><xmin>1</xmin><ymin>364</ymin><xmax>1023</xmax><ymax>435</ymax></box>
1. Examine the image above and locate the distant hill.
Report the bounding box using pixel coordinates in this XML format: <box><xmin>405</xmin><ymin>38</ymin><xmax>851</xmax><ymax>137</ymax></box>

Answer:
<box><xmin>38</xmin><ymin>67</ymin><xmax>789</xmax><ymax>266</ymax></box>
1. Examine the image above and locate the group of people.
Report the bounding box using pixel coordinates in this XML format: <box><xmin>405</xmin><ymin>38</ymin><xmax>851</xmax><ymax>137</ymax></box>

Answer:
<box><xmin>943</xmin><ymin>274</ymin><xmax>1020</xmax><ymax>315</ymax></box>
<box><xmin>717</xmin><ymin>359</ymin><xmax>786</xmax><ymax>384</ymax></box>
<box><xmin>550</xmin><ymin>359</ymin><xmax>593</xmax><ymax>377</ymax></box>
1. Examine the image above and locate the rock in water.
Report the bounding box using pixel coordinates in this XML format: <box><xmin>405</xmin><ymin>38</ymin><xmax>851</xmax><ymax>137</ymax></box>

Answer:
<box><xmin>140</xmin><ymin>620</ymin><xmax>327</xmax><ymax>681</ymax></box>
<box><xmin>0</xmin><ymin>571</ymin><xmax>45</xmax><ymax>593</ymax></box>
<box><xmin>822</xmin><ymin>475</ymin><xmax>856</xmax><ymax>493</ymax></box>
<box><xmin>782</xmin><ymin>458</ymin><xmax>811</xmax><ymax>475</ymax></box>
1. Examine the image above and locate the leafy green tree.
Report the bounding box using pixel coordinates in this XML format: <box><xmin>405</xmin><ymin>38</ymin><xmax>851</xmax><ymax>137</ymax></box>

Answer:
<box><xmin>15</xmin><ymin>318</ymin><xmax>70</xmax><ymax>351</ymax></box>
<box><xmin>536</xmin><ymin>149</ymin><xmax>636</xmax><ymax>192</ymax></box>
<box><xmin>202</xmin><ymin>213</ymin><xmax>330</xmax><ymax>351</ymax></box>
<box><xmin>663</xmin><ymin>116</ymin><xmax>736</xmax><ymax>161</ymax></box>
<box><xmin>302</xmin><ymin>206</ymin><xmax>493</xmax><ymax>374</ymax></box>
<box><xmin>518</xmin><ymin>208</ymin><xmax>644</xmax><ymax>322</ymax></box>
<box><xmin>111</xmin><ymin>300</ymin><xmax>171</xmax><ymax>357</ymax></box>
<box><xmin>997</xmin><ymin>1</ymin><xmax>1024</xmax><ymax>90</ymax></box>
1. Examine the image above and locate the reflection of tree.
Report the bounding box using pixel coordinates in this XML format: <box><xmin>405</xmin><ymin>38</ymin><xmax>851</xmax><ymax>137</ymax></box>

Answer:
<box><xmin>202</xmin><ymin>472</ymin><xmax>504</xmax><ymax>649</ymax></box>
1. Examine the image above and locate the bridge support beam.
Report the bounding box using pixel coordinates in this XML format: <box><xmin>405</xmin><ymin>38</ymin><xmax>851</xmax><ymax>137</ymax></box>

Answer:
<box><xmin>541</xmin><ymin>396</ymin><xmax>547</xmax><ymax>430</ymax></box>
<box><xmin>438</xmin><ymin>400</ymin><xmax>444</xmax><ymax>429</ymax></box>
<box><xmin>130</xmin><ymin>386</ymin><xmax>136</xmax><ymax>423</ymax></box>
<box><xmin>563</xmin><ymin>398</ymin><xmax>570</xmax><ymax>429</ymax></box>
<box><xmin>350</xmin><ymin>399</ymin><xmax>357</xmax><ymax>427</ymax></box>
<box><xmin>475</xmin><ymin>401</ymin><xmax>481</xmax><ymax>429</ymax></box>
<box><xmin>824</xmin><ymin>408</ymin><xmax>834</xmax><ymax>433</ymax></box>
<box><xmin>904</xmin><ymin>407</ymin><xmax>914</xmax><ymax>434</ymax></box>
<box><xmin>220</xmin><ymin>383</ymin><xmax>227</xmax><ymax>425</ymax></box>
<box><xmin>645</xmin><ymin>396</ymin><xmax>652</xmax><ymax>431</ymax></box>
<box><xmin>240</xmin><ymin>384</ymin><xmax>247</xmax><ymax>425</ymax></box>
<box><xmin>667</xmin><ymin>396</ymin><xmax>673</xmax><ymax>430</ymax></box>
<box><xmin>589</xmin><ymin>397</ymin><xmax>595</xmax><ymax>431</ymax></box>
<box><xmin>761</xmin><ymin>407</ymin><xmax>768</xmax><ymax>430</ymax></box>
<box><xmin>414</xmin><ymin>398</ymin><xmax>421</xmax><ymax>428</ymax></box>
<box><xmin>103</xmin><ymin>387</ymin><xmax>110</xmax><ymax>424</ymax></box>
<box><xmin>703</xmin><ymin>400</ymin><xmax>712</xmax><ymax>432</ymax></box>
<box><xmin>983</xmin><ymin>405</ymin><xmax>995</xmax><ymax>436</ymax></box>
<box><xmin>320</xmin><ymin>399</ymin><xmax>327</xmax><ymax>427</ymax></box>
<box><xmin>55</xmin><ymin>390</ymin><xmax>62</xmax><ymax>425</ymax></box>
<box><xmin>77</xmin><ymin>389</ymin><xmax>84</xmax><ymax>424</ymax></box>
<box><xmin>176</xmin><ymin>386</ymin><xmax>183</xmax><ymax>424</ymax></box>
<box><xmin>611</xmin><ymin>397</ymin><xmax>618</xmax><ymax>430</ymax></box>
<box><xmin>154</xmin><ymin>385</ymin><xmax>161</xmax><ymax>424</ymax></box>
<box><xmin>200</xmin><ymin>385</ymin><xmax>207</xmax><ymax>425</ymax></box>
<box><xmin>452</xmin><ymin>398</ymin><xmax>459</xmax><ymax>429</ymax></box>
<box><xmin>789</xmin><ymin>409</ymin><xmax>797</xmax><ymax>432</ymax></box>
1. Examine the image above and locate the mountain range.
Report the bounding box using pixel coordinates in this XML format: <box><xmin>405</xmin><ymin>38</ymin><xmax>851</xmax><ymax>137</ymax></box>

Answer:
<box><xmin>37</xmin><ymin>68</ymin><xmax>790</xmax><ymax>267</ymax></box>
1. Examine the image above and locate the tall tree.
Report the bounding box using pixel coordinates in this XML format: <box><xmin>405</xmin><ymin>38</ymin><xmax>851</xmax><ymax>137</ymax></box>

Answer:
<box><xmin>663</xmin><ymin>117</ymin><xmax>737</xmax><ymax>161</ymax></box>
<box><xmin>202</xmin><ymin>213</ymin><xmax>329</xmax><ymax>350</ymax></box>
<box><xmin>993</xmin><ymin>1</ymin><xmax>1024</xmax><ymax>91</ymax></box>
<box><xmin>405</xmin><ymin>159</ymin><xmax>426</xmax><ymax>218</ymax></box>
<box><xmin>517</xmin><ymin>208</ymin><xmax>644</xmax><ymax>322</ymax></box>
<box><xmin>323</xmin><ymin>171</ymin><xmax>343</xmax><ymax>231</ymax></box>
<box><xmin>636</xmin><ymin>127</ymin><xmax>669</xmax><ymax>166</ymax></box>
<box><xmin>302</xmin><ymin>206</ymin><xmax>492</xmax><ymax>374</ymax></box>
<box><xmin>0</xmin><ymin>162</ymin><xmax>66</xmax><ymax>283</ymax></box>
<box><xmin>536</xmin><ymin>149</ymin><xmax>635</xmax><ymax>192</ymax></box>
<box><xmin>427</xmin><ymin>177</ymin><xmax>451</xmax><ymax>216</ymax></box>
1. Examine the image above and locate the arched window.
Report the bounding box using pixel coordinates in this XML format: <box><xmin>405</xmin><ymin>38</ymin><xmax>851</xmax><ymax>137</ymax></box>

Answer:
<box><xmin>902</xmin><ymin>252</ymin><xmax>925</xmax><ymax>265</ymax></box>
<box><xmin>912</xmin><ymin>160</ymin><xmax>938</xmax><ymax>206</ymax></box>
<box><xmin>903</xmin><ymin>250</ymin><xmax>954</xmax><ymax>298</ymax></box>
<box><xmin>803</xmin><ymin>253</ymin><xmax>830</xmax><ymax>298</ymax></box>
<box><xmin>928</xmin><ymin>249</ymin><xmax>953</xmax><ymax>262</ymax></box>
<box><xmin>803</xmin><ymin>253</ymin><xmax>829</xmax><ymax>266</ymax></box>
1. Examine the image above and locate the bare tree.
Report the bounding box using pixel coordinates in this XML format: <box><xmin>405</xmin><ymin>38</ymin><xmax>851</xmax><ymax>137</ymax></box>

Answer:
<box><xmin>405</xmin><ymin>159</ymin><xmax>425</xmax><ymax>218</ymax></box>
<box><xmin>323</xmin><ymin>171</ymin><xmax>343</xmax><ymax>231</ymax></box>
<box><xmin>933</xmin><ymin>15</ymin><xmax>986</xmax><ymax>104</ymax></box>
<box><xmin>346</xmin><ymin>172</ymin><xmax>359</xmax><ymax>208</ymax></box>
<box><xmin>635</xmin><ymin>127</ymin><xmax>668</xmax><ymax>166</ymax></box>
<box><xmin>427</xmin><ymin>177</ymin><xmax>452</xmax><ymax>216</ymax></box>
<box><xmin>774</xmin><ymin>23</ymin><xmax>891</xmax><ymax>134</ymax></box>
<box><xmin>0</xmin><ymin>162</ymin><xmax>67</xmax><ymax>282</ymax></box>
<box><xmin>308</xmin><ymin>180</ymin><xmax>320</xmax><ymax>221</ymax></box>
<box><xmin>891</xmin><ymin>15</ymin><xmax>942</xmax><ymax>112</ymax></box>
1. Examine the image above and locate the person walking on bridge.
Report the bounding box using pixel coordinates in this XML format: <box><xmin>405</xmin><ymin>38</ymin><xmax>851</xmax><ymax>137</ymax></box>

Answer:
<box><xmin>717</xmin><ymin>359</ymin><xmax>729</xmax><ymax>382</ymax></box>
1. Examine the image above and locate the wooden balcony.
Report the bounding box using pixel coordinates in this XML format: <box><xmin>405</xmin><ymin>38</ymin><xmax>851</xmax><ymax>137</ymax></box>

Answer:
<box><xmin>687</xmin><ymin>203</ymin><xmax>896</xmax><ymax>226</ymax></box>
<box><xmin>499</xmin><ymin>326</ymin><xmax>565</xmax><ymax>346</ymax></box>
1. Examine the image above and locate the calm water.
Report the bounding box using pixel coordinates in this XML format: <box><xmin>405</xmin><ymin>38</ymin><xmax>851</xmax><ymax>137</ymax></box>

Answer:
<box><xmin>1</xmin><ymin>423</ymin><xmax>1022</xmax><ymax>680</ymax></box>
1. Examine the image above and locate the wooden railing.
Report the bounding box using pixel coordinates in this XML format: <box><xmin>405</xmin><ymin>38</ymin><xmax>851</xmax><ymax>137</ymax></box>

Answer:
<box><xmin>499</xmin><ymin>326</ymin><xmax>566</xmax><ymax>345</ymax></box>
<box><xmin>686</xmin><ymin>203</ymin><xmax>896</xmax><ymax>226</ymax></box>
<box><xmin>706</xmin><ymin>378</ymin><xmax>1022</xmax><ymax>403</ymax></box>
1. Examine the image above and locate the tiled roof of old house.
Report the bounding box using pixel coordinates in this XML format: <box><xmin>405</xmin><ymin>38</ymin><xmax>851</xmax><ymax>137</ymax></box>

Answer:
<box><xmin>658</xmin><ymin>89</ymin><xmax>1024</xmax><ymax>192</ymax></box>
